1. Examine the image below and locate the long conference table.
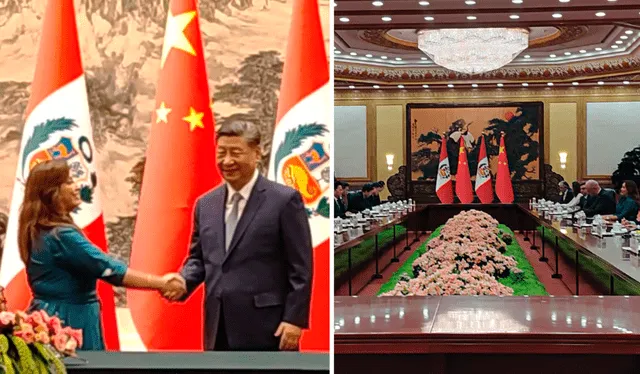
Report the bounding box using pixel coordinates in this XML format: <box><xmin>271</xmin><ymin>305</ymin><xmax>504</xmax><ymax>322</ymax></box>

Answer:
<box><xmin>334</xmin><ymin>204</ymin><xmax>640</xmax><ymax>374</ymax></box>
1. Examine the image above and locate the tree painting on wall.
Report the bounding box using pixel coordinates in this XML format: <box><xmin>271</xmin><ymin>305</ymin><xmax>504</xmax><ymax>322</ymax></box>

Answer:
<box><xmin>408</xmin><ymin>103</ymin><xmax>542</xmax><ymax>182</ymax></box>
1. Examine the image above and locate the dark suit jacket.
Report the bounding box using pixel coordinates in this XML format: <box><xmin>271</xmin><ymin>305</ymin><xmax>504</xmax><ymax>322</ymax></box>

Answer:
<box><xmin>334</xmin><ymin>197</ymin><xmax>346</xmax><ymax>218</ymax></box>
<box><xmin>583</xmin><ymin>189</ymin><xmax>617</xmax><ymax>218</ymax></box>
<box><xmin>560</xmin><ymin>189</ymin><xmax>574</xmax><ymax>204</ymax></box>
<box><xmin>348</xmin><ymin>191</ymin><xmax>371</xmax><ymax>213</ymax></box>
<box><xmin>369</xmin><ymin>194</ymin><xmax>381</xmax><ymax>207</ymax></box>
<box><xmin>180</xmin><ymin>175</ymin><xmax>313</xmax><ymax>351</ymax></box>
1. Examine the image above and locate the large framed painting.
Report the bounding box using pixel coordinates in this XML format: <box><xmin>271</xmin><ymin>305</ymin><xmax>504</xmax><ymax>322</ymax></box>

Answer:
<box><xmin>406</xmin><ymin>102</ymin><xmax>544</xmax><ymax>201</ymax></box>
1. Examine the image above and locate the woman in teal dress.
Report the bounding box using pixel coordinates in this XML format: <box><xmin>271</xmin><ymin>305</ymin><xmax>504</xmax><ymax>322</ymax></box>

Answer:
<box><xmin>604</xmin><ymin>180</ymin><xmax>640</xmax><ymax>223</ymax></box>
<box><xmin>17</xmin><ymin>160</ymin><xmax>187</xmax><ymax>350</ymax></box>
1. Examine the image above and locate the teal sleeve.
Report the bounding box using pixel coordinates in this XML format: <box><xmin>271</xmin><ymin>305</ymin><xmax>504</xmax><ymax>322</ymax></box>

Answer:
<box><xmin>51</xmin><ymin>227</ymin><xmax>128</xmax><ymax>286</ymax></box>
<box><xmin>616</xmin><ymin>198</ymin><xmax>639</xmax><ymax>221</ymax></box>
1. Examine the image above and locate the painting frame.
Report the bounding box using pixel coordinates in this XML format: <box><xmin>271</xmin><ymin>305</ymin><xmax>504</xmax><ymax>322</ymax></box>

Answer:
<box><xmin>405</xmin><ymin>101</ymin><xmax>545</xmax><ymax>202</ymax></box>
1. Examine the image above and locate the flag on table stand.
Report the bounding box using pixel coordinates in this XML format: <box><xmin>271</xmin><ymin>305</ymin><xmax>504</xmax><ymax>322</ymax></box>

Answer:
<box><xmin>0</xmin><ymin>0</ymin><xmax>120</xmax><ymax>350</ymax></box>
<box><xmin>126</xmin><ymin>0</ymin><xmax>221</xmax><ymax>350</ymax></box>
<box><xmin>475</xmin><ymin>135</ymin><xmax>493</xmax><ymax>203</ymax></box>
<box><xmin>455</xmin><ymin>137</ymin><xmax>474</xmax><ymax>204</ymax></box>
<box><xmin>496</xmin><ymin>134</ymin><xmax>515</xmax><ymax>203</ymax></box>
<box><xmin>435</xmin><ymin>136</ymin><xmax>454</xmax><ymax>204</ymax></box>
<box><xmin>267</xmin><ymin>0</ymin><xmax>330</xmax><ymax>352</ymax></box>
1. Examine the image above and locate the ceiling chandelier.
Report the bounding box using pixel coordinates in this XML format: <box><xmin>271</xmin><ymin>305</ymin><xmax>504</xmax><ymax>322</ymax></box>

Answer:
<box><xmin>417</xmin><ymin>28</ymin><xmax>530</xmax><ymax>75</ymax></box>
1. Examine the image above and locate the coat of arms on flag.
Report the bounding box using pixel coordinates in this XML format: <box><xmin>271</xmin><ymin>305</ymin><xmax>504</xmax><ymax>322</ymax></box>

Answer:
<box><xmin>477</xmin><ymin>162</ymin><xmax>491</xmax><ymax>178</ymax></box>
<box><xmin>19</xmin><ymin>117</ymin><xmax>98</xmax><ymax>207</ymax></box>
<box><xmin>272</xmin><ymin>122</ymin><xmax>330</xmax><ymax>218</ymax></box>
<box><xmin>438</xmin><ymin>163</ymin><xmax>451</xmax><ymax>179</ymax></box>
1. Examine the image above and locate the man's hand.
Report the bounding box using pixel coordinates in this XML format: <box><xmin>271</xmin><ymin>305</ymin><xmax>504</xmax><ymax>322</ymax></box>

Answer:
<box><xmin>274</xmin><ymin>322</ymin><xmax>302</xmax><ymax>351</ymax></box>
<box><xmin>161</xmin><ymin>273</ymin><xmax>186</xmax><ymax>301</ymax></box>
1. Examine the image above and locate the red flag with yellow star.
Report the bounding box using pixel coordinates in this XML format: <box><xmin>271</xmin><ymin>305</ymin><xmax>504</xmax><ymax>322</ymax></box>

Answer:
<box><xmin>496</xmin><ymin>134</ymin><xmax>515</xmax><ymax>203</ymax></box>
<box><xmin>126</xmin><ymin>0</ymin><xmax>221</xmax><ymax>350</ymax></box>
<box><xmin>455</xmin><ymin>137</ymin><xmax>474</xmax><ymax>204</ymax></box>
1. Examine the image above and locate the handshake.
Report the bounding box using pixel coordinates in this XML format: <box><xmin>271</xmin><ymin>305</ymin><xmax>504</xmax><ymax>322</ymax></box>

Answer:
<box><xmin>160</xmin><ymin>273</ymin><xmax>187</xmax><ymax>301</ymax></box>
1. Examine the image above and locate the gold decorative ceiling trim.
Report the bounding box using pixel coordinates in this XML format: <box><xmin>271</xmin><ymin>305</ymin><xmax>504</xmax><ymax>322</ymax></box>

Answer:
<box><xmin>334</xmin><ymin>55</ymin><xmax>640</xmax><ymax>83</ymax></box>
<box><xmin>335</xmin><ymin>86</ymin><xmax>640</xmax><ymax>100</ymax></box>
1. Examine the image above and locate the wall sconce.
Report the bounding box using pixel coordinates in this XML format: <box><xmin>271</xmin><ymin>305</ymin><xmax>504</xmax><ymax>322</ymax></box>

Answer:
<box><xmin>386</xmin><ymin>154</ymin><xmax>394</xmax><ymax>171</ymax></box>
<box><xmin>558</xmin><ymin>151</ymin><xmax>567</xmax><ymax>169</ymax></box>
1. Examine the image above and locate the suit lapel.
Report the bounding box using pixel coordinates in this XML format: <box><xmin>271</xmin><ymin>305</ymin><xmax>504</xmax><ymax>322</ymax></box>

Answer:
<box><xmin>213</xmin><ymin>187</ymin><xmax>226</xmax><ymax>256</ymax></box>
<box><xmin>223</xmin><ymin>175</ymin><xmax>266</xmax><ymax>262</ymax></box>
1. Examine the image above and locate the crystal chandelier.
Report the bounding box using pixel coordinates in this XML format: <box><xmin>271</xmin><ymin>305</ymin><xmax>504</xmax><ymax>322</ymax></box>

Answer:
<box><xmin>417</xmin><ymin>28</ymin><xmax>529</xmax><ymax>75</ymax></box>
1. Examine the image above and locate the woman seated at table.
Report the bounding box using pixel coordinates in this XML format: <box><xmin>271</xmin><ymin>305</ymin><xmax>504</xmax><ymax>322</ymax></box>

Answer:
<box><xmin>564</xmin><ymin>181</ymin><xmax>584</xmax><ymax>207</ymax></box>
<box><xmin>604</xmin><ymin>180</ymin><xmax>640</xmax><ymax>223</ymax></box>
<box><xmin>18</xmin><ymin>160</ymin><xmax>186</xmax><ymax>350</ymax></box>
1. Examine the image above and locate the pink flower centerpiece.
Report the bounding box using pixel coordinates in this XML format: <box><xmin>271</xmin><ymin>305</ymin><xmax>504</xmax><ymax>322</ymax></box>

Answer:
<box><xmin>381</xmin><ymin>210</ymin><xmax>521</xmax><ymax>297</ymax></box>
<box><xmin>0</xmin><ymin>309</ymin><xmax>82</xmax><ymax>372</ymax></box>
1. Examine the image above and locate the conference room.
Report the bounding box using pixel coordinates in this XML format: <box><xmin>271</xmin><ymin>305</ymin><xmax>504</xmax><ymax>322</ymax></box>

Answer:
<box><xmin>333</xmin><ymin>1</ymin><xmax>640</xmax><ymax>372</ymax></box>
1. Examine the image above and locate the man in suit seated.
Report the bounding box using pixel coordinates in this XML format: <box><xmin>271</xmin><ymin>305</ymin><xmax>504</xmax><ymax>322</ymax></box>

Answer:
<box><xmin>558</xmin><ymin>181</ymin><xmax>574</xmax><ymax>204</ymax></box>
<box><xmin>348</xmin><ymin>183</ymin><xmax>375</xmax><ymax>213</ymax></box>
<box><xmin>341</xmin><ymin>182</ymin><xmax>350</xmax><ymax>212</ymax></box>
<box><xmin>583</xmin><ymin>180</ymin><xmax>616</xmax><ymax>218</ymax></box>
<box><xmin>334</xmin><ymin>181</ymin><xmax>347</xmax><ymax>218</ymax></box>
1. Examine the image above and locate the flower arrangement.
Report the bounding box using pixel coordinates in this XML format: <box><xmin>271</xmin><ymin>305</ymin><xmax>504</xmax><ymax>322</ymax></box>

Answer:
<box><xmin>0</xmin><ymin>310</ymin><xmax>82</xmax><ymax>373</ymax></box>
<box><xmin>381</xmin><ymin>210</ymin><xmax>521</xmax><ymax>297</ymax></box>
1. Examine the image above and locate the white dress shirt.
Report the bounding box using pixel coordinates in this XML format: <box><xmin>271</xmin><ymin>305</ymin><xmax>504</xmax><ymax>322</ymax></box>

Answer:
<box><xmin>225</xmin><ymin>169</ymin><xmax>259</xmax><ymax>222</ymax></box>
<box><xmin>565</xmin><ymin>192</ymin><xmax>583</xmax><ymax>207</ymax></box>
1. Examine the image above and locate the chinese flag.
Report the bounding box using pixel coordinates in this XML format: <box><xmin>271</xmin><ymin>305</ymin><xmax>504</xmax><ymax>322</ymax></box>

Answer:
<box><xmin>496</xmin><ymin>134</ymin><xmax>515</xmax><ymax>203</ymax></box>
<box><xmin>435</xmin><ymin>136</ymin><xmax>454</xmax><ymax>204</ymax></box>
<box><xmin>475</xmin><ymin>135</ymin><xmax>494</xmax><ymax>204</ymax></box>
<box><xmin>0</xmin><ymin>0</ymin><xmax>120</xmax><ymax>350</ymax></box>
<box><xmin>455</xmin><ymin>137</ymin><xmax>474</xmax><ymax>204</ymax></box>
<box><xmin>126</xmin><ymin>0</ymin><xmax>221</xmax><ymax>350</ymax></box>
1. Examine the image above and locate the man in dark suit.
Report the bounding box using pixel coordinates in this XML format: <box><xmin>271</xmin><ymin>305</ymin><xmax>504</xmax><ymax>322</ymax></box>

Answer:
<box><xmin>583</xmin><ymin>180</ymin><xmax>616</xmax><ymax>217</ymax></box>
<box><xmin>341</xmin><ymin>182</ymin><xmax>350</xmax><ymax>211</ymax></box>
<box><xmin>334</xmin><ymin>181</ymin><xmax>346</xmax><ymax>218</ymax></box>
<box><xmin>167</xmin><ymin>121</ymin><xmax>312</xmax><ymax>351</ymax></box>
<box><xmin>348</xmin><ymin>183</ymin><xmax>374</xmax><ymax>213</ymax></box>
<box><xmin>558</xmin><ymin>181</ymin><xmax>574</xmax><ymax>204</ymax></box>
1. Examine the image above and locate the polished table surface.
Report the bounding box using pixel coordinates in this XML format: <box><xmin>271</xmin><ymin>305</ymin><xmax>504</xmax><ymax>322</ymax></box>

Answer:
<box><xmin>523</xmin><ymin>208</ymin><xmax>640</xmax><ymax>285</ymax></box>
<box><xmin>335</xmin><ymin>296</ymin><xmax>640</xmax><ymax>354</ymax></box>
<box><xmin>65</xmin><ymin>351</ymin><xmax>329</xmax><ymax>372</ymax></box>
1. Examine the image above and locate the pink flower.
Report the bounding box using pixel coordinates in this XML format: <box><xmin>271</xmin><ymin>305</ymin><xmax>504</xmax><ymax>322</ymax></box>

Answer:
<box><xmin>14</xmin><ymin>323</ymin><xmax>35</xmax><ymax>344</ymax></box>
<box><xmin>0</xmin><ymin>311</ymin><xmax>15</xmax><ymax>327</ymax></box>
<box><xmin>48</xmin><ymin>316</ymin><xmax>62</xmax><ymax>335</ymax></box>
<box><xmin>34</xmin><ymin>331</ymin><xmax>50</xmax><ymax>345</ymax></box>
<box><xmin>52</xmin><ymin>333</ymin><xmax>69</xmax><ymax>353</ymax></box>
<box><xmin>62</xmin><ymin>326</ymin><xmax>83</xmax><ymax>348</ymax></box>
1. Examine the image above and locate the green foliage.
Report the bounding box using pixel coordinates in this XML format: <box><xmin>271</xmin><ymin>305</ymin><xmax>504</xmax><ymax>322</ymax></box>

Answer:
<box><xmin>611</xmin><ymin>144</ymin><xmax>640</xmax><ymax>190</ymax></box>
<box><xmin>334</xmin><ymin>226</ymin><xmax>408</xmax><ymax>281</ymax></box>
<box><xmin>0</xmin><ymin>336</ymin><xmax>66</xmax><ymax>374</ymax></box>
<box><xmin>377</xmin><ymin>225</ymin><xmax>548</xmax><ymax>296</ymax></box>
<box><xmin>539</xmin><ymin>228</ymin><xmax>640</xmax><ymax>295</ymax></box>
<box><xmin>316</xmin><ymin>197</ymin><xmax>330</xmax><ymax>218</ymax></box>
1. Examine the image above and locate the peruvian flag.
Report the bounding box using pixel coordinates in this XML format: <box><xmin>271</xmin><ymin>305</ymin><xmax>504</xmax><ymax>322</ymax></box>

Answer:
<box><xmin>455</xmin><ymin>137</ymin><xmax>474</xmax><ymax>204</ymax></box>
<box><xmin>267</xmin><ymin>0</ymin><xmax>330</xmax><ymax>352</ymax></box>
<box><xmin>496</xmin><ymin>134</ymin><xmax>515</xmax><ymax>203</ymax></box>
<box><xmin>435</xmin><ymin>136</ymin><xmax>453</xmax><ymax>204</ymax></box>
<box><xmin>126</xmin><ymin>0</ymin><xmax>221</xmax><ymax>350</ymax></box>
<box><xmin>0</xmin><ymin>0</ymin><xmax>120</xmax><ymax>349</ymax></box>
<box><xmin>475</xmin><ymin>135</ymin><xmax>494</xmax><ymax>203</ymax></box>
